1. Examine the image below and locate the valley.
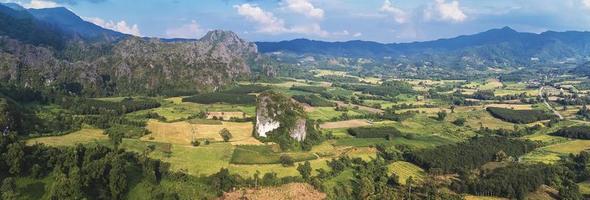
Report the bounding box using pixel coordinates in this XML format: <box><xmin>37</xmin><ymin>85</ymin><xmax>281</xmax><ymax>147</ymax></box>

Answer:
<box><xmin>1</xmin><ymin>1</ymin><xmax>590</xmax><ymax>200</ymax></box>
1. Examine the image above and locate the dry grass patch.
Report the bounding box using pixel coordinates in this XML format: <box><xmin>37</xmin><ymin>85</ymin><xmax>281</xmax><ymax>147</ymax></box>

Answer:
<box><xmin>320</xmin><ymin>119</ymin><xmax>371</xmax><ymax>129</ymax></box>
<box><xmin>143</xmin><ymin>120</ymin><xmax>259</xmax><ymax>145</ymax></box>
<box><xmin>221</xmin><ymin>183</ymin><xmax>326</xmax><ymax>200</ymax></box>
<box><xmin>483</xmin><ymin>104</ymin><xmax>533</xmax><ymax>110</ymax></box>
<box><xmin>26</xmin><ymin>128</ymin><xmax>107</xmax><ymax>146</ymax></box>
<box><xmin>206</xmin><ymin>112</ymin><xmax>246</xmax><ymax>120</ymax></box>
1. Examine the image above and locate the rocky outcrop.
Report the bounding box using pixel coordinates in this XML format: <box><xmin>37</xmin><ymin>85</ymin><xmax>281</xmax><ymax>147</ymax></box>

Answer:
<box><xmin>255</xmin><ymin>92</ymin><xmax>307</xmax><ymax>142</ymax></box>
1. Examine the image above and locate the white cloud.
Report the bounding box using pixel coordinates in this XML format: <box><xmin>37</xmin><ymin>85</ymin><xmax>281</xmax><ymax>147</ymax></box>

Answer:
<box><xmin>234</xmin><ymin>3</ymin><xmax>288</xmax><ymax>34</ymax></box>
<box><xmin>353</xmin><ymin>32</ymin><xmax>362</xmax><ymax>37</ymax></box>
<box><xmin>380</xmin><ymin>0</ymin><xmax>407</xmax><ymax>23</ymax></box>
<box><xmin>291</xmin><ymin>23</ymin><xmax>329</xmax><ymax>37</ymax></box>
<box><xmin>234</xmin><ymin>3</ymin><xmax>329</xmax><ymax>37</ymax></box>
<box><xmin>85</xmin><ymin>17</ymin><xmax>141</xmax><ymax>36</ymax></box>
<box><xmin>24</xmin><ymin>0</ymin><xmax>59</xmax><ymax>9</ymax></box>
<box><xmin>283</xmin><ymin>0</ymin><xmax>324</xmax><ymax>20</ymax></box>
<box><xmin>583</xmin><ymin>0</ymin><xmax>590</xmax><ymax>9</ymax></box>
<box><xmin>424</xmin><ymin>0</ymin><xmax>467</xmax><ymax>22</ymax></box>
<box><xmin>165</xmin><ymin>20</ymin><xmax>204</xmax><ymax>38</ymax></box>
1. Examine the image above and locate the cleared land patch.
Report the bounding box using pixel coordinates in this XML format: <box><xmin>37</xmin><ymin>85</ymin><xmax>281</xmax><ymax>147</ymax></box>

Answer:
<box><xmin>221</xmin><ymin>183</ymin><xmax>326</xmax><ymax>200</ymax></box>
<box><xmin>143</xmin><ymin>120</ymin><xmax>258</xmax><ymax>145</ymax></box>
<box><xmin>320</xmin><ymin>119</ymin><xmax>371</xmax><ymax>129</ymax></box>
<box><xmin>26</xmin><ymin>128</ymin><xmax>107</xmax><ymax>146</ymax></box>
<box><xmin>388</xmin><ymin>161</ymin><xmax>425</xmax><ymax>185</ymax></box>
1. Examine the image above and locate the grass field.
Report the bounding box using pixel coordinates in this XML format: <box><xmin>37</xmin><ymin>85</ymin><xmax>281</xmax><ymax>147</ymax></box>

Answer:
<box><xmin>130</xmin><ymin>101</ymin><xmax>255</xmax><ymax>122</ymax></box>
<box><xmin>320</xmin><ymin>119</ymin><xmax>371</xmax><ymax>129</ymax></box>
<box><xmin>143</xmin><ymin>120</ymin><xmax>259</xmax><ymax>145</ymax></box>
<box><xmin>230</xmin><ymin>145</ymin><xmax>318</xmax><ymax>164</ymax></box>
<box><xmin>307</xmin><ymin>107</ymin><xmax>364</xmax><ymax>121</ymax></box>
<box><xmin>579</xmin><ymin>181</ymin><xmax>590</xmax><ymax>196</ymax></box>
<box><xmin>206</xmin><ymin>111</ymin><xmax>247</xmax><ymax>120</ymax></box>
<box><xmin>388</xmin><ymin>161</ymin><xmax>425</xmax><ymax>185</ymax></box>
<box><xmin>521</xmin><ymin>139</ymin><xmax>590</xmax><ymax>164</ymax></box>
<box><xmin>26</xmin><ymin>128</ymin><xmax>108</xmax><ymax>146</ymax></box>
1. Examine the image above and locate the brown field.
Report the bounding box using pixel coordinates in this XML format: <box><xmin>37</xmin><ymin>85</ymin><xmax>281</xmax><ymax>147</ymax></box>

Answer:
<box><xmin>320</xmin><ymin>119</ymin><xmax>371</xmax><ymax>129</ymax></box>
<box><xmin>143</xmin><ymin>120</ymin><xmax>260</xmax><ymax>145</ymax></box>
<box><xmin>220</xmin><ymin>183</ymin><xmax>326</xmax><ymax>200</ymax></box>
<box><xmin>483</xmin><ymin>104</ymin><xmax>533</xmax><ymax>110</ymax></box>
<box><xmin>207</xmin><ymin>112</ymin><xmax>247</xmax><ymax>120</ymax></box>
<box><xmin>334</xmin><ymin>101</ymin><xmax>384</xmax><ymax>114</ymax></box>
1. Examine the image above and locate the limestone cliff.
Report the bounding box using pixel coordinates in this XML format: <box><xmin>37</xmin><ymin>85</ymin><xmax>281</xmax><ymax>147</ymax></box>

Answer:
<box><xmin>255</xmin><ymin>92</ymin><xmax>306</xmax><ymax>142</ymax></box>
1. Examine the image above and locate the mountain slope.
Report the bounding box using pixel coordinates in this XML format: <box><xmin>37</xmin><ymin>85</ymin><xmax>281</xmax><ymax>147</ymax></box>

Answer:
<box><xmin>27</xmin><ymin>7</ymin><xmax>126</xmax><ymax>41</ymax></box>
<box><xmin>0</xmin><ymin>3</ymin><xmax>262</xmax><ymax>96</ymax></box>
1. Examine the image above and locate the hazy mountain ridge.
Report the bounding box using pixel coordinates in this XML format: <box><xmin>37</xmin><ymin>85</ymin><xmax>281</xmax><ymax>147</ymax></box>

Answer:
<box><xmin>257</xmin><ymin>27</ymin><xmax>590</xmax><ymax>68</ymax></box>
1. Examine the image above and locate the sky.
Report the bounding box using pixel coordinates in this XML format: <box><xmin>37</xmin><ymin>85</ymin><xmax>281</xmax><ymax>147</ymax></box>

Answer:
<box><xmin>3</xmin><ymin>0</ymin><xmax>590</xmax><ymax>43</ymax></box>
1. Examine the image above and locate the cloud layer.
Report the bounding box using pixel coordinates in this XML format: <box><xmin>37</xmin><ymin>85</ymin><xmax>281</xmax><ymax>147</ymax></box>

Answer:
<box><xmin>85</xmin><ymin>17</ymin><xmax>141</xmax><ymax>36</ymax></box>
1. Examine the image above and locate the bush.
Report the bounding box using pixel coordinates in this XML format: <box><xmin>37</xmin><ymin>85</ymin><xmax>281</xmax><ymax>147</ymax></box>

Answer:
<box><xmin>452</xmin><ymin>118</ymin><xmax>466</xmax><ymax>126</ymax></box>
<box><xmin>486</xmin><ymin>107</ymin><xmax>553</xmax><ymax>124</ymax></box>
<box><xmin>219</xmin><ymin>128</ymin><xmax>232</xmax><ymax>142</ymax></box>
<box><xmin>280</xmin><ymin>154</ymin><xmax>294</xmax><ymax>167</ymax></box>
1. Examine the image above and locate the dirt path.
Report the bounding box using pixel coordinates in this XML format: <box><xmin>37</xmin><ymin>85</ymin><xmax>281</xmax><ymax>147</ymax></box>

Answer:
<box><xmin>539</xmin><ymin>87</ymin><xmax>564</xmax><ymax>120</ymax></box>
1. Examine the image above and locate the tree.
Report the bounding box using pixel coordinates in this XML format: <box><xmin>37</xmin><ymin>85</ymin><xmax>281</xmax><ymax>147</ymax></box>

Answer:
<box><xmin>357</xmin><ymin>177</ymin><xmax>375</xmax><ymax>200</ymax></box>
<box><xmin>109</xmin><ymin>158</ymin><xmax>128</xmax><ymax>200</ymax></box>
<box><xmin>436</xmin><ymin>111</ymin><xmax>447</xmax><ymax>121</ymax></box>
<box><xmin>297</xmin><ymin>161</ymin><xmax>312</xmax><ymax>180</ymax></box>
<box><xmin>108</xmin><ymin>129</ymin><xmax>124</xmax><ymax>149</ymax></box>
<box><xmin>1</xmin><ymin>178</ymin><xmax>18</xmax><ymax>200</ymax></box>
<box><xmin>219</xmin><ymin>128</ymin><xmax>232</xmax><ymax>142</ymax></box>
<box><xmin>3</xmin><ymin>143</ymin><xmax>24</xmax><ymax>175</ymax></box>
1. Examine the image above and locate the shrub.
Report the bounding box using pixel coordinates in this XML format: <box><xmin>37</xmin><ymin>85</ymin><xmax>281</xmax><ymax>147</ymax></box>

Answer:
<box><xmin>452</xmin><ymin>118</ymin><xmax>466</xmax><ymax>126</ymax></box>
<box><xmin>280</xmin><ymin>154</ymin><xmax>294</xmax><ymax>167</ymax></box>
<box><xmin>219</xmin><ymin>128</ymin><xmax>232</xmax><ymax>142</ymax></box>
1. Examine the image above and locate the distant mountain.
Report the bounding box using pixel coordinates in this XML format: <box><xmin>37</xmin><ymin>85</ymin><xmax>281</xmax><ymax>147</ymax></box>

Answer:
<box><xmin>257</xmin><ymin>27</ymin><xmax>590</xmax><ymax>67</ymax></box>
<box><xmin>0</xmin><ymin>4</ymin><xmax>65</xmax><ymax>48</ymax></box>
<box><xmin>1</xmin><ymin>3</ymin><xmax>25</xmax><ymax>11</ymax></box>
<box><xmin>28</xmin><ymin>7</ymin><xmax>126</xmax><ymax>41</ymax></box>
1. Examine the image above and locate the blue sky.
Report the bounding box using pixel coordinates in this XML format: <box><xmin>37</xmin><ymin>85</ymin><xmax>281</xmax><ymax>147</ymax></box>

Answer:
<box><xmin>4</xmin><ymin>0</ymin><xmax>590</xmax><ymax>43</ymax></box>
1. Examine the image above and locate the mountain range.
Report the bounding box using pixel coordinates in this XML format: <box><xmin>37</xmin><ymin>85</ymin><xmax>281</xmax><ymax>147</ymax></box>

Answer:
<box><xmin>257</xmin><ymin>27</ymin><xmax>590</xmax><ymax>68</ymax></box>
<box><xmin>1</xmin><ymin>3</ymin><xmax>590</xmax><ymax>95</ymax></box>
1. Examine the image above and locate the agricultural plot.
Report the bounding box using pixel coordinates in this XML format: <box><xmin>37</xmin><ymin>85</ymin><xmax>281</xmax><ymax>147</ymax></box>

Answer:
<box><xmin>388</xmin><ymin>161</ymin><xmax>425</xmax><ymax>185</ymax></box>
<box><xmin>521</xmin><ymin>140</ymin><xmax>590</xmax><ymax>164</ymax></box>
<box><xmin>319</xmin><ymin>119</ymin><xmax>371</xmax><ymax>129</ymax></box>
<box><xmin>221</xmin><ymin>183</ymin><xmax>326</xmax><ymax>200</ymax></box>
<box><xmin>26</xmin><ymin>128</ymin><xmax>108</xmax><ymax>146</ymax></box>
<box><xmin>143</xmin><ymin>120</ymin><xmax>258</xmax><ymax>145</ymax></box>
<box><xmin>130</xmin><ymin>101</ymin><xmax>255</xmax><ymax>122</ymax></box>
<box><xmin>230</xmin><ymin>145</ymin><xmax>317</xmax><ymax>164</ymax></box>
<box><xmin>206</xmin><ymin>111</ymin><xmax>247</xmax><ymax>120</ymax></box>
<box><xmin>306</xmin><ymin>107</ymin><xmax>365</xmax><ymax>121</ymax></box>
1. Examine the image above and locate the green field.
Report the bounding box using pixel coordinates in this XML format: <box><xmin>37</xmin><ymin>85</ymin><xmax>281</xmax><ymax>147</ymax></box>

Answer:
<box><xmin>230</xmin><ymin>145</ymin><xmax>318</xmax><ymax>164</ymax></box>
<box><xmin>388</xmin><ymin>161</ymin><xmax>425</xmax><ymax>185</ymax></box>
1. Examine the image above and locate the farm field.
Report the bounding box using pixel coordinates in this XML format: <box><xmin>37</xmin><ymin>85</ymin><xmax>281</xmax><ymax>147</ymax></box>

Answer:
<box><xmin>143</xmin><ymin>120</ymin><xmax>258</xmax><ymax>145</ymax></box>
<box><xmin>319</xmin><ymin>119</ymin><xmax>371</xmax><ymax>129</ymax></box>
<box><xmin>26</xmin><ymin>128</ymin><xmax>108</xmax><ymax>146</ymax></box>
<box><xmin>388</xmin><ymin>161</ymin><xmax>425</xmax><ymax>185</ymax></box>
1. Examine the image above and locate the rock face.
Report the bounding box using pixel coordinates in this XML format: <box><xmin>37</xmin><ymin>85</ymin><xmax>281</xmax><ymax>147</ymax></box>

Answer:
<box><xmin>255</xmin><ymin>92</ymin><xmax>307</xmax><ymax>142</ymax></box>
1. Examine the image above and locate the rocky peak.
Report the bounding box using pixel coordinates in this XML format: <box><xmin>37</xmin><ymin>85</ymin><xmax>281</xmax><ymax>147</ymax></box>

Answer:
<box><xmin>255</xmin><ymin>92</ymin><xmax>307</xmax><ymax>142</ymax></box>
<box><xmin>199</xmin><ymin>30</ymin><xmax>258</xmax><ymax>55</ymax></box>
